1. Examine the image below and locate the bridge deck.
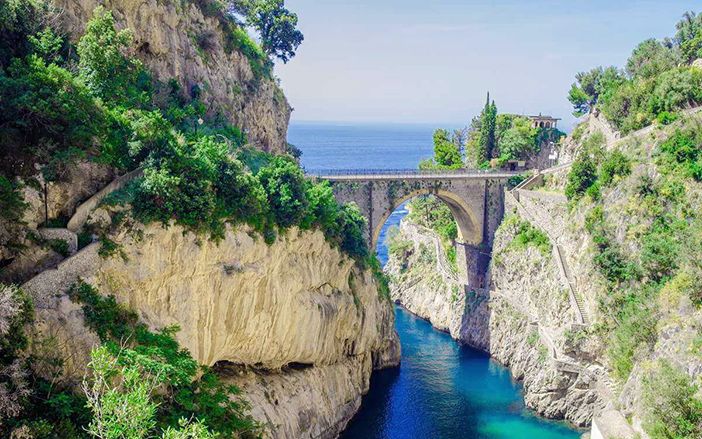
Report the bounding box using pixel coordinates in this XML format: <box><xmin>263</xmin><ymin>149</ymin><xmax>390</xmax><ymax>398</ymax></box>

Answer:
<box><xmin>306</xmin><ymin>169</ymin><xmax>520</xmax><ymax>180</ymax></box>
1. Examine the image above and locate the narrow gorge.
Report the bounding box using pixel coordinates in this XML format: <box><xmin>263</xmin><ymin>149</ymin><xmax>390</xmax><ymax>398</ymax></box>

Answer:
<box><xmin>2</xmin><ymin>1</ymin><xmax>702</xmax><ymax>438</ymax></box>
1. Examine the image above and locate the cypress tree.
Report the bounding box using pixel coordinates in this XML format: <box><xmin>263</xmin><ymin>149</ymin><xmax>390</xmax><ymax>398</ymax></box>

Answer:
<box><xmin>477</xmin><ymin>92</ymin><xmax>497</xmax><ymax>166</ymax></box>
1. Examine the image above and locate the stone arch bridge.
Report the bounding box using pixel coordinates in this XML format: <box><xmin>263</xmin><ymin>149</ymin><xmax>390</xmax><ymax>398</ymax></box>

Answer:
<box><xmin>307</xmin><ymin>169</ymin><xmax>517</xmax><ymax>288</ymax></box>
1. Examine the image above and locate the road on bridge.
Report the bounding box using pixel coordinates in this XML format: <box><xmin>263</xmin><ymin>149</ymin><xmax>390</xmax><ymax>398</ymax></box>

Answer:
<box><xmin>306</xmin><ymin>168</ymin><xmax>521</xmax><ymax>180</ymax></box>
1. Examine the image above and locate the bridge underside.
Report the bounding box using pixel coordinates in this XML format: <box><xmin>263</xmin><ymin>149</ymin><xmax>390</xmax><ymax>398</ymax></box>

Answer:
<box><xmin>322</xmin><ymin>174</ymin><xmax>510</xmax><ymax>289</ymax></box>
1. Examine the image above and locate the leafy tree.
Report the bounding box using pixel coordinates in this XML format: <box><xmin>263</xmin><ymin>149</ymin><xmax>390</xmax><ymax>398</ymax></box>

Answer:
<box><xmin>565</xmin><ymin>152</ymin><xmax>598</xmax><ymax>200</ymax></box>
<box><xmin>656</xmin><ymin>129</ymin><xmax>702</xmax><ymax>181</ymax></box>
<box><xmin>0</xmin><ymin>0</ymin><xmax>54</xmax><ymax>67</ymax></box>
<box><xmin>77</xmin><ymin>7</ymin><xmax>150</xmax><ymax>106</ymax></box>
<box><xmin>599</xmin><ymin>149</ymin><xmax>631</xmax><ymax>187</ymax></box>
<box><xmin>0</xmin><ymin>176</ymin><xmax>27</xmax><ymax>224</ymax></box>
<box><xmin>336</xmin><ymin>203</ymin><xmax>369</xmax><ymax>261</ymax></box>
<box><xmin>301</xmin><ymin>180</ymin><xmax>339</xmax><ymax>231</ymax></box>
<box><xmin>568</xmin><ymin>66</ymin><xmax>625</xmax><ymax>116</ymax></box>
<box><xmin>649</xmin><ymin>66</ymin><xmax>702</xmax><ymax>114</ymax></box>
<box><xmin>626</xmin><ymin>38</ymin><xmax>680</xmax><ymax>80</ymax></box>
<box><xmin>28</xmin><ymin>27</ymin><xmax>63</xmax><ymax>64</ymax></box>
<box><xmin>215</xmin><ymin>158</ymin><xmax>268</xmax><ymax>228</ymax></box>
<box><xmin>675</xmin><ymin>11</ymin><xmax>702</xmax><ymax>64</ymax></box>
<box><xmin>432</xmin><ymin>129</ymin><xmax>462</xmax><ymax>169</ymax></box>
<box><xmin>83</xmin><ymin>346</ymin><xmax>218</xmax><ymax>439</ymax></box>
<box><xmin>0</xmin><ymin>55</ymin><xmax>106</xmax><ymax>178</ymax></box>
<box><xmin>496</xmin><ymin>116</ymin><xmax>538</xmax><ymax>164</ymax></box>
<box><xmin>132</xmin><ymin>136</ymin><xmax>229</xmax><ymax>238</ymax></box>
<box><xmin>72</xmin><ymin>282</ymin><xmax>259</xmax><ymax>437</ymax></box>
<box><xmin>235</xmin><ymin>0</ymin><xmax>304</xmax><ymax>63</ymax></box>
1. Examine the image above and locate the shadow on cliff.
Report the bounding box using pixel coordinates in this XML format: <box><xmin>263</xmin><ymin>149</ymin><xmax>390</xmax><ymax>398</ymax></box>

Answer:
<box><xmin>458</xmin><ymin>286</ymin><xmax>493</xmax><ymax>353</ymax></box>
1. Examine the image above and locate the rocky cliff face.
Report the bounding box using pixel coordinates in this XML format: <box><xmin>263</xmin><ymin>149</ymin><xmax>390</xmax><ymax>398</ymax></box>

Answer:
<box><xmin>388</xmin><ymin>111</ymin><xmax>702</xmax><ymax>437</ymax></box>
<box><xmin>386</xmin><ymin>210</ymin><xmax>602</xmax><ymax>427</ymax></box>
<box><xmin>53</xmin><ymin>0</ymin><xmax>291</xmax><ymax>153</ymax></box>
<box><xmin>23</xmin><ymin>221</ymin><xmax>400</xmax><ymax>438</ymax></box>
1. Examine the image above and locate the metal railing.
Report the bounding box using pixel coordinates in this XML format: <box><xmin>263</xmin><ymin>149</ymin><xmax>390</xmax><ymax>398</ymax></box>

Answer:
<box><xmin>305</xmin><ymin>168</ymin><xmax>520</xmax><ymax>178</ymax></box>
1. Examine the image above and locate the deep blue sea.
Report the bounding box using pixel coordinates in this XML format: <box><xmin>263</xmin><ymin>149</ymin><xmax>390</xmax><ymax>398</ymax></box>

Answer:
<box><xmin>288</xmin><ymin>122</ymin><xmax>580</xmax><ymax>439</ymax></box>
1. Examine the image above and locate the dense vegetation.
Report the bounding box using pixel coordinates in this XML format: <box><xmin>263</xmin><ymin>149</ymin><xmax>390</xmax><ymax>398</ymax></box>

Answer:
<box><xmin>71</xmin><ymin>282</ymin><xmax>260</xmax><ymax>438</ymax></box>
<box><xmin>0</xmin><ymin>0</ymin><xmax>370</xmax><ymax>266</ymax></box>
<box><xmin>0</xmin><ymin>280</ymin><xmax>261</xmax><ymax>438</ymax></box>
<box><xmin>564</xmin><ymin>17</ymin><xmax>702</xmax><ymax>432</ymax></box>
<box><xmin>642</xmin><ymin>360</ymin><xmax>702</xmax><ymax>439</ymax></box>
<box><xmin>568</xmin><ymin>11</ymin><xmax>702</xmax><ymax>133</ymax></box>
<box><xmin>564</xmin><ymin>133</ymin><xmax>632</xmax><ymax>201</ymax></box>
<box><xmin>464</xmin><ymin>94</ymin><xmax>564</xmax><ymax>169</ymax></box>
<box><xmin>0</xmin><ymin>1</ymin><xmax>378</xmax><ymax>436</ymax></box>
<box><xmin>565</xmin><ymin>115</ymin><xmax>702</xmax><ymax>436</ymax></box>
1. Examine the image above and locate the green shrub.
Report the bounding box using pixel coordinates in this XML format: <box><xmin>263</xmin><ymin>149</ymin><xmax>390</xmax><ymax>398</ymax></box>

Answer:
<box><xmin>70</xmin><ymin>282</ymin><xmax>260</xmax><ymax>437</ymax></box>
<box><xmin>643</xmin><ymin>360</ymin><xmax>702</xmax><ymax>439</ymax></box>
<box><xmin>0</xmin><ymin>0</ymin><xmax>55</xmax><ymax>67</ymax></box>
<box><xmin>608</xmin><ymin>299</ymin><xmax>656</xmax><ymax>380</ymax></box>
<box><xmin>47</xmin><ymin>238</ymin><xmax>70</xmax><ymax>257</ymax></box>
<box><xmin>336</xmin><ymin>203</ymin><xmax>370</xmax><ymax>261</ymax></box>
<box><xmin>599</xmin><ymin>150</ymin><xmax>632</xmax><ymax>187</ymax></box>
<box><xmin>641</xmin><ymin>230</ymin><xmax>679</xmax><ymax>282</ymax></box>
<box><xmin>565</xmin><ymin>153</ymin><xmax>598</xmax><ymax>200</ymax></box>
<box><xmin>368</xmin><ymin>256</ymin><xmax>390</xmax><ymax>301</ymax></box>
<box><xmin>657</xmin><ymin>111</ymin><xmax>679</xmax><ymax>125</ymax></box>
<box><xmin>656</xmin><ymin>130</ymin><xmax>702</xmax><ymax>181</ymax></box>
<box><xmin>0</xmin><ymin>175</ymin><xmax>27</xmax><ymax>222</ymax></box>
<box><xmin>0</xmin><ymin>55</ymin><xmax>106</xmax><ymax>179</ymax></box>
<box><xmin>77</xmin><ymin>7</ymin><xmax>151</xmax><ymax>106</ymax></box>
<box><xmin>508</xmin><ymin>218</ymin><xmax>551</xmax><ymax>256</ymax></box>
<box><xmin>224</xmin><ymin>25</ymin><xmax>271</xmax><ymax>79</ymax></box>
<box><xmin>257</xmin><ymin>155</ymin><xmax>309</xmax><ymax>229</ymax></box>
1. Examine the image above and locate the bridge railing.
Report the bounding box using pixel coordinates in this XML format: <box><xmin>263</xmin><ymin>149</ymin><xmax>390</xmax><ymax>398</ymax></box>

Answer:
<box><xmin>305</xmin><ymin>168</ymin><xmax>519</xmax><ymax>178</ymax></box>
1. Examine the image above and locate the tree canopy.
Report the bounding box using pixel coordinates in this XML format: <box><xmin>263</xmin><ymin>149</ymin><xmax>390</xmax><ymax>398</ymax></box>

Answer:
<box><xmin>232</xmin><ymin>0</ymin><xmax>304</xmax><ymax>63</ymax></box>
<box><xmin>568</xmin><ymin>11</ymin><xmax>702</xmax><ymax>132</ymax></box>
<box><xmin>432</xmin><ymin>129</ymin><xmax>463</xmax><ymax>169</ymax></box>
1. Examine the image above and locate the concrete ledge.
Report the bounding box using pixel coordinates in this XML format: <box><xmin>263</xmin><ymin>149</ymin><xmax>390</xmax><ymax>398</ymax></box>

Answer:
<box><xmin>22</xmin><ymin>243</ymin><xmax>100</xmax><ymax>309</ymax></box>
<box><xmin>591</xmin><ymin>410</ymin><xmax>636</xmax><ymax>439</ymax></box>
<box><xmin>67</xmin><ymin>168</ymin><xmax>143</xmax><ymax>232</ymax></box>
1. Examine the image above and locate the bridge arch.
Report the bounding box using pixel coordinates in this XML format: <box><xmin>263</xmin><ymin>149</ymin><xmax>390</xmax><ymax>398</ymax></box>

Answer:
<box><xmin>313</xmin><ymin>169</ymin><xmax>513</xmax><ymax>288</ymax></box>
<box><xmin>370</xmin><ymin>188</ymin><xmax>481</xmax><ymax>250</ymax></box>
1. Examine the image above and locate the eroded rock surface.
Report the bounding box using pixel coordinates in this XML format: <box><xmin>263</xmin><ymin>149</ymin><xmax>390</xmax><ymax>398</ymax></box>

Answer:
<box><xmin>23</xmin><ymin>224</ymin><xmax>400</xmax><ymax>438</ymax></box>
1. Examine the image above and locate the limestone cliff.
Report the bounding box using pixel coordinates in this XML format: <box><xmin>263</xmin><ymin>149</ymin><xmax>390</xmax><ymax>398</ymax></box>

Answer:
<box><xmin>54</xmin><ymin>0</ymin><xmax>291</xmax><ymax>153</ymax></box>
<box><xmin>23</xmin><ymin>222</ymin><xmax>400</xmax><ymax>438</ymax></box>
<box><xmin>387</xmin><ymin>110</ymin><xmax>702</xmax><ymax>437</ymax></box>
<box><xmin>386</xmin><ymin>208</ymin><xmax>602</xmax><ymax>427</ymax></box>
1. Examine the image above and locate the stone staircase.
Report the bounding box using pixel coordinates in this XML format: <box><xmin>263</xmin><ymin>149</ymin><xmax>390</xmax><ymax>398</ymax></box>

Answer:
<box><xmin>20</xmin><ymin>169</ymin><xmax>143</xmax><ymax>287</ymax></box>
<box><xmin>555</xmin><ymin>244</ymin><xmax>590</xmax><ymax>325</ymax></box>
<box><xmin>507</xmin><ymin>188</ymin><xmax>590</xmax><ymax>326</ymax></box>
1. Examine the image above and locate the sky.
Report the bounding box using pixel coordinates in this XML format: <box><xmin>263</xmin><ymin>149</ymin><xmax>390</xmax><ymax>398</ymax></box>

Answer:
<box><xmin>274</xmin><ymin>0</ymin><xmax>698</xmax><ymax>130</ymax></box>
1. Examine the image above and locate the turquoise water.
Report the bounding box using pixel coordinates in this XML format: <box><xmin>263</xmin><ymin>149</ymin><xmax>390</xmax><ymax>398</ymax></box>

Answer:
<box><xmin>288</xmin><ymin>122</ymin><xmax>581</xmax><ymax>439</ymax></box>
<box><xmin>340</xmin><ymin>306</ymin><xmax>581</xmax><ymax>439</ymax></box>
